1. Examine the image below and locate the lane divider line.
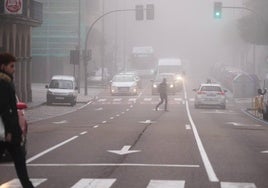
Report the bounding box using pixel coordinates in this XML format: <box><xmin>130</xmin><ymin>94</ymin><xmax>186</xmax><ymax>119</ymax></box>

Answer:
<box><xmin>26</xmin><ymin>136</ymin><xmax>78</xmax><ymax>163</ymax></box>
<box><xmin>183</xmin><ymin>81</ymin><xmax>219</xmax><ymax>182</ymax></box>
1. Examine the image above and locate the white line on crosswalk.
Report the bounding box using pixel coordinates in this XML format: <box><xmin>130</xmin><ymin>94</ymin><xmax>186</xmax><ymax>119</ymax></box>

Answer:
<box><xmin>21</xmin><ymin>163</ymin><xmax>200</xmax><ymax>168</ymax></box>
<box><xmin>71</xmin><ymin>178</ymin><xmax>116</xmax><ymax>188</ymax></box>
<box><xmin>113</xmin><ymin>98</ymin><xmax>122</xmax><ymax>101</ymax></box>
<box><xmin>221</xmin><ymin>182</ymin><xmax>257</xmax><ymax>188</ymax></box>
<box><xmin>0</xmin><ymin>178</ymin><xmax>47</xmax><ymax>188</ymax></box>
<box><xmin>146</xmin><ymin>180</ymin><xmax>185</xmax><ymax>188</ymax></box>
<box><xmin>0</xmin><ymin>179</ymin><xmax>258</xmax><ymax>188</ymax></box>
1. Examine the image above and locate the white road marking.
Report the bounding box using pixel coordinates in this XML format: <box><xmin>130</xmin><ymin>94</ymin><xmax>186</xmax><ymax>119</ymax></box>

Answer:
<box><xmin>221</xmin><ymin>182</ymin><xmax>256</xmax><ymax>188</ymax></box>
<box><xmin>95</xmin><ymin>107</ymin><xmax>103</xmax><ymax>111</ymax></box>
<box><xmin>110</xmin><ymin>117</ymin><xmax>114</xmax><ymax>120</ymax></box>
<box><xmin>126</xmin><ymin>108</ymin><xmax>130</xmax><ymax>111</ymax></box>
<box><xmin>139</xmin><ymin>120</ymin><xmax>155</xmax><ymax>124</ymax></box>
<box><xmin>129</xmin><ymin>98</ymin><xmax>137</xmax><ymax>102</ymax></box>
<box><xmin>0</xmin><ymin>178</ymin><xmax>47</xmax><ymax>187</ymax></box>
<box><xmin>108</xmin><ymin>145</ymin><xmax>141</xmax><ymax>155</ymax></box>
<box><xmin>113</xmin><ymin>98</ymin><xmax>122</xmax><ymax>102</ymax></box>
<box><xmin>21</xmin><ymin>163</ymin><xmax>200</xmax><ymax>168</ymax></box>
<box><xmin>53</xmin><ymin>120</ymin><xmax>67</xmax><ymax>124</ymax></box>
<box><xmin>226</xmin><ymin>122</ymin><xmax>262</xmax><ymax>127</ymax></box>
<box><xmin>26</xmin><ymin>136</ymin><xmax>78</xmax><ymax>163</ymax></box>
<box><xmin>80</xmin><ymin>131</ymin><xmax>87</xmax><ymax>135</ymax></box>
<box><xmin>98</xmin><ymin>98</ymin><xmax>107</xmax><ymax>102</ymax></box>
<box><xmin>147</xmin><ymin>180</ymin><xmax>185</xmax><ymax>188</ymax></box>
<box><xmin>93</xmin><ymin>125</ymin><xmax>99</xmax><ymax>128</ymax></box>
<box><xmin>174</xmin><ymin>98</ymin><xmax>183</xmax><ymax>101</ymax></box>
<box><xmin>144</xmin><ymin>98</ymin><xmax>152</xmax><ymax>101</ymax></box>
<box><xmin>261</xmin><ymin>150</ymin><xmax>268</xmax><ymax>153</ymax></box>
<box><xmin>185</xmin><ymin>124</ymin><xmax>191</xmax><ymax>130</ymax></box>
<box><xmin>183</xmin><ymin>81</ymin><xmax>219</xmax><ymax>182</ymax></box>
<box><xmin>116</xmin><ymin>114</ymin><xmax>120</xmax><ymax>117</ymax></box>
<box><xmin>121</xmin><ymin>111</ymin><xmax>125</xmax><ymax>114</ymax></box>
<box><xmin>71</xmin><ymin>178</ymin><xmax>116</xmax><ymax>188</ymax></box>
<box><xmin>102</xmin><ymin>121</ymin><xmax>107</xmax><ymax>124</ymax></box>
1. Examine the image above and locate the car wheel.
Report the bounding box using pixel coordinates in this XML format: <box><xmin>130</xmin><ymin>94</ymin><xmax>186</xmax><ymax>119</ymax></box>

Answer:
<box><xmin>70</xmin><ymin>100</ymin><xmax>76</xmax><ymax>106</ymax></box>
<box><xmin>46</xmin><ymin>100</ymin><xmax>52</xmax><ymax>105</ymax></box>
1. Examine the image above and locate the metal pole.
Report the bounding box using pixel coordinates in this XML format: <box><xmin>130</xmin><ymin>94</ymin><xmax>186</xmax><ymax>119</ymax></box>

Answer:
<box><xmin>78</xmin><ymin>0</ymin><xmax>81</xmax><ymax>93</ymax></box>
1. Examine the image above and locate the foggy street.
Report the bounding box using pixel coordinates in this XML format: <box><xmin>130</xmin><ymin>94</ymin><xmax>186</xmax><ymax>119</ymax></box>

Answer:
<box><xmin>1</xmin><ymin>0</ymin><xmax>268</xmax><ymax>187</ymax></box>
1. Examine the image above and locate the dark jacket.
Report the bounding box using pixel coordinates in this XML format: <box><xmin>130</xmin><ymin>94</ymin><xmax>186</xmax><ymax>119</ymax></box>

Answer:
<box><xmin>0</xmin><ymin>71</ymin><xmax>22</xmax><ymax>144</ymax></box>
<box><xmin>158</xmin><ymin>81</ymin><xmax>168</xmax><ymax>96</ymax></box>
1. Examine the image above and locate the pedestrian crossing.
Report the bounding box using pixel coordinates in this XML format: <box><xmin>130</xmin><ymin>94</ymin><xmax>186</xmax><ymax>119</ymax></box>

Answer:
<box><xmin>94</xmin><ymin>97</ymin><xmax>194</xmax><ymax>105</ymax></box>
<box><xmin>0</xmin><ymin>178</ymin><xmax>257</xmax><ymax>188</ymax></box>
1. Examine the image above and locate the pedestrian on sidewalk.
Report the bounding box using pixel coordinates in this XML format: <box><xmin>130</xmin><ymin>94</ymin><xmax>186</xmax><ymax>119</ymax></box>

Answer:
<box><xmin>0</xmin><ymin>52</ymin><xmax>34</xmax><ymax>188</ymax></box>
<box><xmin>155</xmin><ymin>78</ymin><xmax>168</xmax><ymax>111</ymax></box>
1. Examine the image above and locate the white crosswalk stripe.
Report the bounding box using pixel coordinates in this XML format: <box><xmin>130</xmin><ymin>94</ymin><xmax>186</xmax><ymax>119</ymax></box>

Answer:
<box><xmin>71</xmin><ymin>178</ymin><xmax>116</xmax><ymax>188</ymax></box>
<box><xmin>0</xmin><ymin>179</ymin><xmax>258</xmax><ymax>188</ymax></box>
<box><xmin>146</xmin><ymin>180</ymin><xmax>185</xmax><ymax>188</ymax></box>
<box><xmin>221</xmin><ymin>182</ymin><xmax>257</xmax><ymax>188</ymax></box>
<box><xmin>0</xmin><ymin>178</ymin><xmax>47</xmax><ymax>188</ymax></box>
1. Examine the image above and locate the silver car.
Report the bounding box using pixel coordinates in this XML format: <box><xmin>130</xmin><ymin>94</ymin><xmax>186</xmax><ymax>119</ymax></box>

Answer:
<box><xmin>193</xmin><ymin>83</ymin><xmax>227</xmax><ymax>109</ymax></box>
<box><xmin>110</xmin><ymin>74</ymin><xmax>138</xmax><ymax>95</ymax></box>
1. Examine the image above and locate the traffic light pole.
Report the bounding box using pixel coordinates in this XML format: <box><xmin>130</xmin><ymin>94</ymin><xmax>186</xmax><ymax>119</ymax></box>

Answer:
<box><xmin>83</xmin><ymin>9</ymin><xmax>136</xmax><ymax>95</ymax></box>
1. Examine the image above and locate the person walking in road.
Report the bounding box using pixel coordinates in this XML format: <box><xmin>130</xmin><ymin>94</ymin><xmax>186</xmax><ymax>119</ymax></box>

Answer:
<box><xmin>155</xmin><ymin>78</ymin><xmax>168</xmax><ymax>111</ymax></box>
<box><xmin>0</xmin><ymin>52</ymin><xmax>34</xmax><ymax>188</ymax></box>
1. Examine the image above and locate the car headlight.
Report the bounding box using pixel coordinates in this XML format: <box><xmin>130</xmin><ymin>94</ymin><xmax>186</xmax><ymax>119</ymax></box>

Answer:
<box><xmin>169</xmin><ymin>84</ymin><xmax>174</xmax><ymax>88</ymax></box>
<box><xmin>176</xmin><ymin>75</ymin><xmax>183</xmax><ymax>81</ymax></box>
<box><xmin>111</xmin><ymin>86</ymin><xmax>117</xmax><ymax>92</ymax></box>
<box><xmin>153</xmin><ymin>84</ymin><xmax>158</xmax><ymax>88</ymax></box>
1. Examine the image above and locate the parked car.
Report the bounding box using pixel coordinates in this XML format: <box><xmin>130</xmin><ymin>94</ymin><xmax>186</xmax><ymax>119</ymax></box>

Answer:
<box><xmin>110</xmin><ymin>74</ymin><xmax>139</xmax><ymax>95</ymax></box>
<box><xmin>151</xmin><ymin>73</ymin><xmax>179</xmax><ymax>95</ymax></box>
<box><xmin>45</xmin><ymin>75</ymin><xmax>78</xmax><ymax>106</ymax></box>
<box><xmin>1</xmin><ymin>98</ymin><xmax>28</xmax><ymax>160</ymax></box>
<box><xmin>193</xmin><ymin>83</ymin><xmax>227</xmax><ymax>109</ymax></box>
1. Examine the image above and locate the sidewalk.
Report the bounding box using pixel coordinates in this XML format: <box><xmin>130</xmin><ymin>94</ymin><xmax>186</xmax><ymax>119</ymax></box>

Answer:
<box><xmin>27</xmin><ymin>83</ymin><xmax>106</xmax><ymax>109</ymax></box>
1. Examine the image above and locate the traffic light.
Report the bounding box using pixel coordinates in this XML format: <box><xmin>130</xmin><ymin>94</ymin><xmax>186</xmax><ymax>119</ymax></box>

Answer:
<box><xmin>70</xmin><ymin>50</ymin><xmax>80</xmax><ymax>65</ymax></box>
<box><xmin>213</xmin><ymin>2</ymin><xmax>222</xmax><ymax>19</ymax></box>
<box><xmin>135</xmin><ymin>5</ymin><xmax>144</xmax><ymax>20</ymax></box>
<box><xmin>146</xmin><ymin>4</ymin><xmax>154</xmax><ymax>20</ymax></box>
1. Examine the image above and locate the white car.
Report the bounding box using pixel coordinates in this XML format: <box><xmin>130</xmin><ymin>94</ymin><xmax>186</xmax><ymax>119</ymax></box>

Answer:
<box><xmin>46</xmin><ymin>75</ymin><xmax>78</xmax><ymax>106</ymax></box>
<box><xmin>110</xmin><ymin>74</ymin><xmax>138</xmax><ymax>95</ymax></box>
<box><xmin>193</xmin><ymin>83</ymin><xmax>227</xmax><ymax>109</ymax></box>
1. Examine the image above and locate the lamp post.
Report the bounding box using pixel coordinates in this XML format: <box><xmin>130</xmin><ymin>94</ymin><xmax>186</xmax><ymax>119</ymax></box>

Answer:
<box><xmin>83</xmin><ymin>8</ymin><xmax>136</xmax><ymax>95</ymax></box>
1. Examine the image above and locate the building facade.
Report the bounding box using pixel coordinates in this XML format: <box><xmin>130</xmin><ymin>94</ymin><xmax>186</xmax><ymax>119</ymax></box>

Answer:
<box><xmin>31</xmin><ymin>0</ymin><xmax>103</xmax><ymax>83</ymax></box>
<box><xmin>0</xmin><ymin>0</ymin><xmax>43</xmax><ymax>102</ymax></box>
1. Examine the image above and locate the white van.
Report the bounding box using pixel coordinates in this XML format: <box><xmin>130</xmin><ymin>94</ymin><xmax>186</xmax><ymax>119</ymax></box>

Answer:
<box><xmin>156</xmin><ymin>58</ymin><xmax>183</xmax><ymax>75</ymax></box>
<box><xmin>45</xmin><ymin>75</ymin><xmax>78</xmax><ymax>106</ymax></box>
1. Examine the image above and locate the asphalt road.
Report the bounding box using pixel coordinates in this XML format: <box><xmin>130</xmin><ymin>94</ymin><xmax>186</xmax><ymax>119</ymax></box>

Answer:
<box><xmin>0</xmin><ymin>74</ymin><xmax>268</xmax><ymax>188</ymax></box>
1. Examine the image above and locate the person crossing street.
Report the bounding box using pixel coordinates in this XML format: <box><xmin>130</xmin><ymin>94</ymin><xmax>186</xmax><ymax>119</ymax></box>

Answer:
<box><xmin>155</xmin><ymin>78</ymin><xmax>168</xmax><ymax>111</ymax></box>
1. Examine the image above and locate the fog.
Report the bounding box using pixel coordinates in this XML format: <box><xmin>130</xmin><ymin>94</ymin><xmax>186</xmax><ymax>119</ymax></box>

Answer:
<box><xmin>102</xmin><ymin>0</ymin><xmax>246</xmax><ymax>74</ymax></box>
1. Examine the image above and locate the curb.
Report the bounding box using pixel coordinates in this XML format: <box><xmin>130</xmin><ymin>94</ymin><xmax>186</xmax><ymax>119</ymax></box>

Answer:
<box><xmin>241</xmin><ymin>108</ymin><xmax>268</xmax><ymax>125</ymax></box>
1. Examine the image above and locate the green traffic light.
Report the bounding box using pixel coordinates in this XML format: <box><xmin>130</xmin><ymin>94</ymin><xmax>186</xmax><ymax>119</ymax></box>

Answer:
<box><xmin>215</xmin><ymin>12</ymin><xmax>221</xmax><ymax>18</ymax></box>
<box><xmin>213</xmin><ymin>2</ymin><xmax>222</xmax><ymax>19</ymax></box>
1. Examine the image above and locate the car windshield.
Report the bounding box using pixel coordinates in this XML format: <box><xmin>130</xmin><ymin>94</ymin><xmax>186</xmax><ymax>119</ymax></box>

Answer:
<box><xmin>200</xmin><ymin>86</ymin><xmax>222</xmax><ymax>92</ymax></box>
<box><xmin>113</xmin><ymin>75</ymin><xmax>135</xmax><ymax>82</ymax></box>
<box><xmin>49</xmin><ymin>80</ymin><xmax>73</xmax><ymax>89</ymax></box>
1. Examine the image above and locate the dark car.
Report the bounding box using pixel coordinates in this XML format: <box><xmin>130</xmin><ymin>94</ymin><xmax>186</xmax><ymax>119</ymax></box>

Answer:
<box><xmin>151</xmin><ymin>73</ymin><xmax>179</xmax><ymax>95</ymax></box>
